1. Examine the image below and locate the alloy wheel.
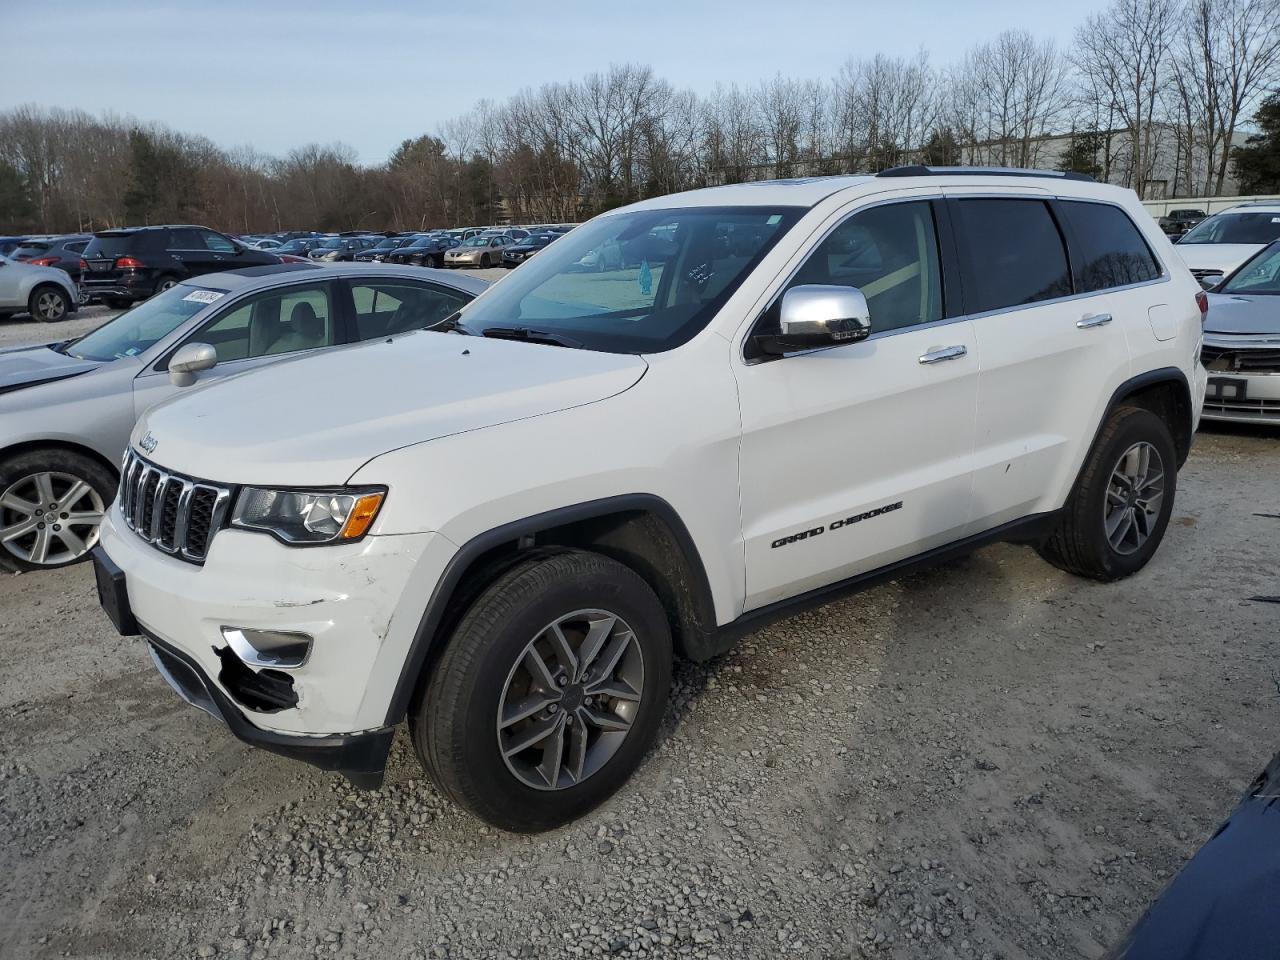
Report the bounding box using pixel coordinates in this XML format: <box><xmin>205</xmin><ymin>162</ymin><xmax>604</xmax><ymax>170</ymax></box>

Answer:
<box><xmin>0</xmin><ymin>472</ymin><xmax>106</xmax><ymax>566</ymax></box>
<box><xmin>35</xmin><ymin>290</ymin><xmax>67</xmax><ymax>321</ymax></box>
<box><xmin>497</xmin><ymin>609</ymin><xmax>644</xmax><ymax>791</ymax></box>
<box><xmin>1103</xmin><ymin>441</ymin><xmax>1165</xmax><ymax>555</ymax></box>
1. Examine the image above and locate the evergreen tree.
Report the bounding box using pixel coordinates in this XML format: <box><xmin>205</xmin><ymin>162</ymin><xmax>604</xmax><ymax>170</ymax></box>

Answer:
<box><xmin>1232</xmin><ymin>93</ymin><xmax>1280</xmax><ymax>195</ymax></box>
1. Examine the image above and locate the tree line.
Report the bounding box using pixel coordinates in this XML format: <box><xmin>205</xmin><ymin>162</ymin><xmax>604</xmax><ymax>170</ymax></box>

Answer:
<box><xmin>2</xmin><ymin>0</ymin><xmax>1279</xmax><ymax>236</ymax></box>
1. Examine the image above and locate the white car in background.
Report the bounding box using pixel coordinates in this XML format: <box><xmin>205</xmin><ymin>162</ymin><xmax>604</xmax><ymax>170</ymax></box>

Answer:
<box><xmin>1175</xmin><ymin>203</ymin><xmax>1280</xmax><ymax>285</ymax></box>
<box><xmin>0</xmin><ymin>253</ymin><xmax>80</xmax><ymax>323</ymax></box>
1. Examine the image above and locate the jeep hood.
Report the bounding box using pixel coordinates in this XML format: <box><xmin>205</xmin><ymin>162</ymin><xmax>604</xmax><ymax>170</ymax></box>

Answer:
<box><xmin>133</xmin><ymin>331</ymin><xmax>648</xmax><ymax>485</ymax></box>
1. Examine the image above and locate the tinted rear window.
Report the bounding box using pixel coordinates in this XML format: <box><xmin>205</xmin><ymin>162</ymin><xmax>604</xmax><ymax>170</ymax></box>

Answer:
<box><xmin>10</xmin><ymin>242</ymin><xmax>52</xmax><ymax>257</ymax></box>
<box><xmin>85</xmin><ymin>232</ymin><xmax>167</xmax><ymax>257</ymax></box>
<box><xmin>1059</xmin><ymin>201</ymin><xmax>1161</xmax><ymax>292</ymax></box>
<box><xmin>952</xmin><ymin>199</ymin><xmax>1072</xmax><ymax>314</ymax></box>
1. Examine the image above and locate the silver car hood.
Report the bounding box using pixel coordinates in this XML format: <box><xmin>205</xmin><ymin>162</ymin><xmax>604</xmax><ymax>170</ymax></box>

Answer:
<box><xmin>0</xmin><ymin>343</ymin><xmax>102</xmax><ymax>393</ymax></box>
<box><xmin>1203</xmin><ymin>294</ymin><xmax>1280</xmax><ymax>336</ymax></box>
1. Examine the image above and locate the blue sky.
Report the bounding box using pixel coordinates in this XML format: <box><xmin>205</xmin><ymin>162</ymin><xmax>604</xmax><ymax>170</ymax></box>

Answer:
<box><xmin>5</xmin><ymin>1</ymin><xmax>1097</xmax><ymax>164</ymax></box>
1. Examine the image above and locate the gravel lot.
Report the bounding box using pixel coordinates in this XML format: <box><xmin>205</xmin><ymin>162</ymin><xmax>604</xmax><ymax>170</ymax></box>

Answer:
<box><xmin>2</xmin><ymin>287</ymin><xmax>1278</xmax><ymax>959</ymax></box>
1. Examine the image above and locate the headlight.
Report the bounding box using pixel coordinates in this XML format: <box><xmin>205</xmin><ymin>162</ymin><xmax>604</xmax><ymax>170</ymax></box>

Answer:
<box><xmin>230</xmin><ymin>487</ymin><xmax>385</xmax><ymax>545</ymax></box>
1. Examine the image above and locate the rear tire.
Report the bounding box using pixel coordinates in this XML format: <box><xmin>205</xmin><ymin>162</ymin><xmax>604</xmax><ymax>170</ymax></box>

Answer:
<box><xmin>0</xmin><ymin>449</ymin><xmax>116</xmax><ymax>573</ymax></box>
<box><xmin>29</xmin><ymin>285</ymin><xmax>70</xmax><ymax>323</ymax></box>
<box><xmin>412</xmin><ymin>551</ymin><xmax>672</xmax><ymax>832</ymax></box>
<box><xmin>1037</xmin><ymin>406</ymin><xmax>1177</xmax><ymax>581</ymax></box>
<box><xmin>152</xmin><ymin>275</ymin><xmax>178</xmax><ymax>297</ymax></box>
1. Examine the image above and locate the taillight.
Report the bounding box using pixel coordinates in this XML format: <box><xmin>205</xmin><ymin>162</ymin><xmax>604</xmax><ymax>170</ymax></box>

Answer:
<box><xmin>79</xmin><ymin>258</ymin><xmax>88</xmax><ymax>272</ymax></box>
<box><xmin>116</xmin><ymin>256</ymin><xmax>145</xmax><ymax>268</ymax></box>
<box><xmin>30</xmin><ymin>256</ymin><xmax>60</xmax><ymax>267</ymax></box>
<box><xmin>1195</xmin><ymin>290</ymin><xmax>1208</xmax><ymax>321</ymax></box>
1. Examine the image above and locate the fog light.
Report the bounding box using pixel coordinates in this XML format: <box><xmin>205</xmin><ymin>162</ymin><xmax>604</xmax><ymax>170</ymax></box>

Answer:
<box><xmin>221</xmin><ymin>626</ymin><xmax>313</xmax><ymax>669</ymax></box>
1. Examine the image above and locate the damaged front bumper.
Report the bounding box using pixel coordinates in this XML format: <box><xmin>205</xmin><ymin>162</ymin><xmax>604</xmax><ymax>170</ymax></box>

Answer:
<box><xmin>93</xmin><ymin>544</ymin><xmax>395</xmax><ymax>787</ymax></box>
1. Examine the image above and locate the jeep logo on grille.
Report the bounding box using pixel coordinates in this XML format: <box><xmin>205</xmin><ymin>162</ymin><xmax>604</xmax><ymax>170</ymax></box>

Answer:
<box><xmin>139</xmin><ymin>432</ymin><xmax>158</xmax><ymax>454</ymax></box>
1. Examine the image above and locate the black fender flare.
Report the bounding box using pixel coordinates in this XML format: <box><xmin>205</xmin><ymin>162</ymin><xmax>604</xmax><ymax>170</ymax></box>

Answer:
<box><xmin>383</xmin><ymin>493</ymin><xmax>717</xmax><ymax>725</ymax></box>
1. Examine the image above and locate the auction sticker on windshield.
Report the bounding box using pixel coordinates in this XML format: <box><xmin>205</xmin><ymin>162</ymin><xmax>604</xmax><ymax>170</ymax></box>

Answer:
<box><xmin>182</xmin><ymin>289</ymin><xmax>225</xmax><ymax>304</ymax></box>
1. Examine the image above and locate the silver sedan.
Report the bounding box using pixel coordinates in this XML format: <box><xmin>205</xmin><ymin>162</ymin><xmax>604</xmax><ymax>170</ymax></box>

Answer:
<box><xmin>0</xmin><ymin>262</ymin><xmax>488</xmax><ymax>572</ymax></box>
<box><xmin>1200</xmin><ymin>241</ymin><xmax>1280</xmax><ymax>426</ymax></box>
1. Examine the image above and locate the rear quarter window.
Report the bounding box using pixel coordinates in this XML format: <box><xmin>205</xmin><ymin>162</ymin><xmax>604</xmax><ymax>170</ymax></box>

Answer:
<box><xmin>1059</xmin><ymin>201</ymin><xmax>1161</xmax><ymax>292</ymax></box>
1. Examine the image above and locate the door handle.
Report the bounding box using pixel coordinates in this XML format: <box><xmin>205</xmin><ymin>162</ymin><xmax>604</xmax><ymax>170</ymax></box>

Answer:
<box><xmin>918</xmin><ymin>345</ymin><xmax>968</xmax><ymax>364</ymax></box>
<box><xmin>1077</xmin><ymin>313</ymin><xmax>1113</xmax><ymax>329</ymax></box>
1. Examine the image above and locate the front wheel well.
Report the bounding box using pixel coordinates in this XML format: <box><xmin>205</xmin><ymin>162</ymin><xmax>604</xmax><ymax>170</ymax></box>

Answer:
<box><xmin>1112</xmin><ymin>375</ymin><xmax>1193</xmax><ymax>466</ymax></box>
<box><xmin>391</xmin><ymin>499</ymin><xmax>719</xmax><ymax>725</ymax></box>
<box><xmin>0</xmin><ymin>440</ymin><xmax>120</xmax><ymax>483</ymax></box>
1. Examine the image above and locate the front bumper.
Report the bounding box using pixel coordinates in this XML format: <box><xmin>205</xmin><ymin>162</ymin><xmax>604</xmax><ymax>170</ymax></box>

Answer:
<box><xmin>1200</xmin><ymin>371</ymin><xmax>1280</xmax><ymax>424</ymax></box>
<box><xmin>92</xmin><ymin>545</ymin><xmax>395</xmax><ymax>787</ymax></box>
<box><xmin>1200</xmin><ymin>337</ymin><xmax>1280</xmax><ymax>425</ymax></box>
<box><xmin>94</xmin><ymin>501</ymin><xmax>457</xmax><ymax>774</ymax></box>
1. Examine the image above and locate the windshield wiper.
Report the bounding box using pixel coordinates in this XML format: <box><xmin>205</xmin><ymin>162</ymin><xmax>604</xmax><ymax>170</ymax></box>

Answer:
<box><xmin>481</xmin><ymin>326</ymin><xmax>583</xmax><ymax>349</ymax></box>
<box><xmin>431</xmin><ymin>312</ymin><xmax>475</xmax><ymax>335</ymax></box>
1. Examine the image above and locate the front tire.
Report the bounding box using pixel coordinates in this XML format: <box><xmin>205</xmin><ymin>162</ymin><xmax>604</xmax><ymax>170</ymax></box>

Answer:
<box><xmin>412</xmin><ymin>551</ymin><xmax>672</xmax><ymax>832</ymax></box>
<box><xmin>0</xmin><ymin>449</ymin><xmax>115</xmax><ymax>573</ymax></box>
<box><xmin>29</xmin><ymin>285</ymin><xmax>70</xmax><ymax>323</ymax></box>
<box><xmin>1038</xmin><ymin>406</ymin><xmax>1177</xmax><ymax>581</ymax></box>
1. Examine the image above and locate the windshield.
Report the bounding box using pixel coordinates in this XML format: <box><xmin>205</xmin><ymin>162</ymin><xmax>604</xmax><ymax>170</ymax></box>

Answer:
<box><xmin>66</xmin><ymin>285</ymin><xmax>214</xmax><ymax>361</ymax></box>
<box><xmin>462</xmin><ymin>237</ymin><xmax>490</xmax><ymax>247</ymax></box>
<box><xmin>1222</xmin><ymin>244</ymin><xmax>1280</xmax><ymax>295</ymax></box>
<box><xmin>456</xmin><ymin>205</ymin><xmax>801</xmax><ymax>353</ymax></box>
<box><xmin>277</xmin><ymin>240</ymin><xmax>309</xmax><ymax>253</ymax></box>
<box><xmin>1182</xmin><ymin>211</ymin><xmax>1280</xmax><ymax>245</ymax></box>
<box><xmin>318</xmin><ymin>238</ymin><xmax>344</xmax><ymax>249</ymax></box>
<box><xmin>371</xmin><ymin>237</ymin><xmax>400</xmax><ymax>249</ymax></box>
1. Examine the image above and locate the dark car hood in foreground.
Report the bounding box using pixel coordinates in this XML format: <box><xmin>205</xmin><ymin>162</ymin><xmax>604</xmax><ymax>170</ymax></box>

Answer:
<box><xmin>1108</xmin><ymin>752</ymin><xmax>1280</xmax><ymax>960</ymax></box>
<box><xmin>1203</xmin><ymin>294</ymin><xmax>1280</xmax><ymax>336</ymax></box>
<box><xmin>0</xmin><ymin>343</ymin><xmax>101</xmax><ymax>392</ymax></box>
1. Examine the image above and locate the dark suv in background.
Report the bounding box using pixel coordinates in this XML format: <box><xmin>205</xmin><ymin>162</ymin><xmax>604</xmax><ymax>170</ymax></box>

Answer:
<box><xmin>8</xmin><ymin>235</ymin><xmax>93</xmax><ymax>298</ymax></box>
<box><xmin>383</xmin><ymin>233</ymin><xmax>456</xmax><ymax>268</ymax></box>
<box><xmin>80</xmin><ymin>225</ymin><xmax>280</xmax><ymax>308</ymax></box>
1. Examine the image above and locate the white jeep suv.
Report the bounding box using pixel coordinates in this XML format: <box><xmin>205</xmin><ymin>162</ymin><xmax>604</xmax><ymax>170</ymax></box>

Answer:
<box><xmin>93</xmin><ymin>167</ymin><xmax>1207</xmax><ymax>832</ymax></box>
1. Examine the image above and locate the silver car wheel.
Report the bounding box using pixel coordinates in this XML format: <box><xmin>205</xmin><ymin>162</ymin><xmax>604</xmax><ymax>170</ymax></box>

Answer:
<box><xmin>35</xmin><ymin>290</ymin><xmax>67</xmax><ymax>322</ymax></box>
<box><xmin>0</xmin><ymin>472</ymin><xmax>106</xmax><ymax>566</ymax></box>
<box><xmin>497</xmin><ymin>608</ymin><xmax>644</xmax><ymax>791</ymax></box>
<box><xmin>1103</xmin><ymin>441</ymin><xmax>1165</xmax><ymax>555</ymax></box>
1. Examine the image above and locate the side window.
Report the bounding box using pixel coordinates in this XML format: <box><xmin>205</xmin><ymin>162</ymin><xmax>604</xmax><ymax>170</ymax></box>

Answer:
<box><xmin>952</xmin><ymin>199</ymin><xmax>1072</xmax><ymax>313</ymax></box>
<box><xmin>763</xmin><ymin>200</ymin><xmax>944</xmax><ymax>336</ymax></box>
<box><xmin>348</xmin><ymin>281</ymin><xmax>469</xmax><ymax>340</ymax></box>
<box><xmin>67</xmin><ymin>241</ymin><xmax>88</xmax><ymax>254</ymax></box>
<box><xmin>169</xmin><ymin>229</ymin><xmax>202</xmax><ymax>250</ymax></box>
<box><xmin>202</xmin><ymin>231</ymin><xmax>236</xmax><ymax>253</ymax></box>
<box><xmin>1058</xmin><ymin>201</ymin><xmax>1161</xmax><ymax>292</ymax></box>
<box><xmin>193</xmin><ymin>284</ymin><xmax>334</xmax><ymax>362</ymax></box>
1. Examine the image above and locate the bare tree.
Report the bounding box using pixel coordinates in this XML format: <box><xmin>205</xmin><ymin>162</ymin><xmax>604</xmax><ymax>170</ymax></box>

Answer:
<box><xmin>1075</xmin><ymin>0</ymin><xmax>1178</xmax><ymax>195</ymax></box>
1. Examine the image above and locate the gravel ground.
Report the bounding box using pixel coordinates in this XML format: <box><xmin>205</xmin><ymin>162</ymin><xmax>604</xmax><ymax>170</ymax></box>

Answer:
<box><xmin>1</xmin><ymin>294</ymin><xmax>1278</xmax><ymax>958</ymax></box>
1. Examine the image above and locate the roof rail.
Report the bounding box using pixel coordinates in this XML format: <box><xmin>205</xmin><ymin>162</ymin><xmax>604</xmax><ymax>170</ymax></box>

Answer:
<box><xmin>877</xmin><ymin>165</ymin><xmax>1095</xmax><ymax>183</ymax></box>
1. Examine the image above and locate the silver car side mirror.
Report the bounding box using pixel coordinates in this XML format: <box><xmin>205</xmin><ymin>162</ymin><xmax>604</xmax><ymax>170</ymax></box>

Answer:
<box><xmin>759</xmin><ymin>284</ymin><xmax>873</xmax><ymax>355</ymax></box>
<box><xmin>169</xmin><ymin>342</ymin><xmax>218</xmax><ymax>387</ymax></box>
<box><xmin>1197</xmin><ymin>273</ymin><xmax>1224</xmax><ymax>291</ymax></box>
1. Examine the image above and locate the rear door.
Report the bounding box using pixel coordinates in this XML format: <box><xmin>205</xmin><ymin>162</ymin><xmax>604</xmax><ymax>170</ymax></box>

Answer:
<box><xmin>945</xmin><ymin>192</ymin><xmax>1132</xmax><ymax>530</ymax></box>
<box><xmin>132</xmin><ymin>280</ymin><xmax>341</xmax><ymax>416</ymax></box>
<box><xmin>342</xmin><ymin>278</ymin><xmax>472</xmax><ymax>340</ymax></box>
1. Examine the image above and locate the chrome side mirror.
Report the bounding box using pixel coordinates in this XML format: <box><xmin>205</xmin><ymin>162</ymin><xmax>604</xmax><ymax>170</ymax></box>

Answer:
<box><xmin>758</xmin><ymin>284</ymin><xmax>873</xmax><ymax>355</ymax></box>
<box><xmin>1197</xmin><ymin>273</ymin><xmax>1224</xmax><ymax>291</ymax></box>
<box><xmin>168</xmin><ymin>342</ymin><xmax>218</xmax><ymax>387</ymax></box>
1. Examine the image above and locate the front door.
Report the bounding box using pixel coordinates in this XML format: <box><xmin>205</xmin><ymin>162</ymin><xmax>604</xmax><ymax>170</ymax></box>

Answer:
<box><xmin>132</xmin><ymin>281</ymin><xmax>339</xmax><ymax>418</ymax></box>
<box><xmin>735</xmin><ymin>198</ymin><xmax>980</xmax><ymax>610</ymax></box>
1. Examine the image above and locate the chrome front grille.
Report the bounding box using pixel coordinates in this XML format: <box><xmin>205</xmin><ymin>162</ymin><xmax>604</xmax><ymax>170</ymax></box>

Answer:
<box><xmin>1201</xmin><ymin>344</ymin><xmax>1280</xmax><ymax>374</ymax></box>
<box><xmin>119</xmin><ymin>449</ymin><xmax>233</xmax><ymax>563</ymax></box>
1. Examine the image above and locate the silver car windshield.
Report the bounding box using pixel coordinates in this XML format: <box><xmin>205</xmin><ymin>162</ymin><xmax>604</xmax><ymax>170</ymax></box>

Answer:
<box><xmin>67</xmin><ymin>286</ymin><xmax>215</xmax><ymax>361</ymax></box>
<box><xmin>1182</xmin><ymin>212</ymin><xmax>1280</xmax><ymax>245</ymax></box>
<box><xmin>456</xmin><ymin>205</ymin><xmax>801</xmax><ymax>353</ymax></box>
<box><xmin>1222</xmin><ymin>244</ymin><xmax>1280</xmax><ymax>296</ymax></box>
